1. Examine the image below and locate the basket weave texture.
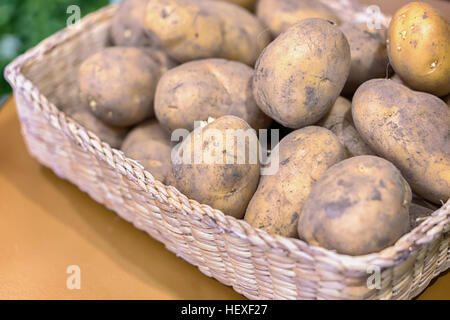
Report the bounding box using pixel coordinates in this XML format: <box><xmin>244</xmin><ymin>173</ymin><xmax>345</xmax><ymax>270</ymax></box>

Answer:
<box><xmin>4</xmin><ymin>4</ymin><xmax>450</xmax><ymax>300</ymax></box>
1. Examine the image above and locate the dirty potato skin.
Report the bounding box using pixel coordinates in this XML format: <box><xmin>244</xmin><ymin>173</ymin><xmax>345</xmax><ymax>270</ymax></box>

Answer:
<box><xmin>155</xmin><ymin>59</ymin><xmax>272</xmax><ymax>133</ymax></box>
<box><xmin>387</xmin><ymin>2</ymin><xmax>450</xmax><ymax>96</ymax></box>
<box><xmin>79</xmin><ymin>47</ymin><xmax>169</xmax><ymax>127</ymax></box>
<box><xmin>167</xmin><ymin>116</ymin><xmax>260</xmax><ymax>218</ymax></box>
<box><xmin>318</xmin><ymin>97</ymin><xmax>374</xmax><ymax>157</ymax></box>
<box><xmin>352</xmin><ymin>79</ymin><xmax>450</xmax><ymax>204</ymax></box>
<box><xmin>244</xmin><ymin>126</ymin><xmax>347</xmax><ymax>238</ymax></box>
<box><xmin>340</xmin><ymin>22</ymin><xmax>389</xmax><ymax>96</ymax></box>
<box><xmin>253</xmin><ymin>18</ymin><xmax>351</xmax><ymax>129</ymax></box>
<box><xmin>111</xmin><ymin>0</ymin><xmax>158</xmax><ymax>47</ymax></box>
<box><xmin>256</xmin><ymin>0</ymin><xmax>340</xmax><ymax>37</ymax></box>
<box><xmin>122</xmin><ymin>120</ymin><xmax>172</xmax><ymax>183</ymax></box>
<box><xmin>144</xmin><ymin>0</ymin><xmax>270</xmax><ymax>65</ymax></box>
<box><xmin>67</xmin><ymin>108</ymin><xmax>127</xmax><ymax>149</ymax></box>
<box><xmin>298</xmin><ymin>156</ymin><xmax>412</xmax><ymax>256</ymax></box>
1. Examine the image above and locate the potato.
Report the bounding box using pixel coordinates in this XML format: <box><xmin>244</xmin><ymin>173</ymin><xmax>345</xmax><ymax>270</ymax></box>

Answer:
<box><xmin>352</xmin><ymin>79</ymin><xmax>450</xmax><ymax>204</ymax></box>
<box><xmin>146</xmin><ymin>0</ymin><xmax>270</xmax><ymax>65</ymax></box>
<box><xmin>340</xmin><ymin>22</ymin><xmax>389</xmax><ymax>96</ymax></box>
<box><xmin>67</xmin><ymin>108</ymin><xmax>127</xmax><ymax>149</ymax></box>
<box><xmin>219</xmin><ymin>0</ymin><xmax>256</xmax><ymax>10</ymax></box>
<box><xmin>253</xmin><ymin>18</ymin><xmax>351</xmax><ymax>129</ymax></box>
<box><xmin>78</xmin><ymin>47</ymin><xmax>172</xmax><ymax>127</ymax></box>
<box><xmin>256</xmin><ymin>0</ymin><xmax>340</xmax><ymax>37</ymax></box>
<box><xmin>318</xmin><ymin>97</ymin><xmax>374</xmax><ymax>157</ymax></box>
<box><xmin>244</xmin><ymin>126</ymin><xmax>347</xmax><ymax>238</ymax></box>
<box><xmin>167</xmin><ymin>115</ymin><xmax>260</xmax><ymax>218</ymax></box>
<box><xmin>144</xmin><ymin>0</ymin><xmax>270</xmax><ymax>65</ymax></box>
<box><xmin>111</xmin><ymin>0</ymin><xmax>156</xmax><ymax>47</ymax></box>
<box><xmin>387</xmin><ymin>2</ymin><xmax>450</xmax><ymax>96</ymax></box>
<box><xmin>298</xmin><ymin>155</ymin><xmax>412</xmax><ymax>256</ymax></box>
<box><xmin>121</xmin><ymin>120</ymin><xmax>172</xmax><ymax>183</ymax></box>
<box><xmin>155</xmin><ymin>58</ymin><xmax>272</xmax><ymax>133</ymax></box>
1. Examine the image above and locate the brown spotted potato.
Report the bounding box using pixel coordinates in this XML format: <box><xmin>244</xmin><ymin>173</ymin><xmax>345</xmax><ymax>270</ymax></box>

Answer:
<box><xmin>253</xmin><ymin>18</ymin><xmax>351</xmax><ymax>129</ymax></box>
<box><xmin>78</xmin><ymin>47</ymin><xmax>173</xmax><ymax>127</ymax></box>
<box><xmin>352</xmin><ymin>79</ymin><xmax>450</xmax><ymax>204</ymax></box>
<box><xmin>244</xmin><ymin>126</ymin><xmax>347</xmax><ymax>238</ymax></box>
<box><xmin>298</xmin><ymin>155</ymin><xmax>411</xmax><ymax>256</ymax></box>
<box><xmin>167</xmin><ymin>115</ymin><xmax>260</xmax><ymax>218</ymax></box>
<box><xmin>144</xmin><ymin>0</ymin><xmax>271</xmax><ymax>65</ymax></box>
<box><xmin>155</xmin><ymin>59</ymin><xmax>272</xmax><ymax>133</ymax></box>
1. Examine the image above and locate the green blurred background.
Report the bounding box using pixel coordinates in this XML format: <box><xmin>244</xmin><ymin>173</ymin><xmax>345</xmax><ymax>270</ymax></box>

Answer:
<box><xmin>0</xmin><ymin>0</ymin><xmax>114</xmax><ymax>102</ymax></box>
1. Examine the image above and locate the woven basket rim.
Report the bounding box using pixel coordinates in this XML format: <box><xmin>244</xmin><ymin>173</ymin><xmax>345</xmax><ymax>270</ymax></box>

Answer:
<box><xmin>4</xmin><ymin>4</ymin><xmax>450</xmax><ymax>272</ymax></box>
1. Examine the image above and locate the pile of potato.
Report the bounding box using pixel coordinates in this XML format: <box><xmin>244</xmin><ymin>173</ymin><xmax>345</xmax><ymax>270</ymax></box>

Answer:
<box><xmin>73</xmin><ymin>0</ymin><xmax>449</xmax><ymax>256</ymax></box>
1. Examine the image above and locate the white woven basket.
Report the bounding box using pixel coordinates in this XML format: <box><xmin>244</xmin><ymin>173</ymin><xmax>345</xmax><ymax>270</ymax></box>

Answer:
<box><xmin>4</xmin><ymin>4</ymin><xmax>449</xmax><ymax>300</ymax></box>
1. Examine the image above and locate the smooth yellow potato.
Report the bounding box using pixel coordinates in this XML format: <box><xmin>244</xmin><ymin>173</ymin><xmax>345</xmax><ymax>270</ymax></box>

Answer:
<box><xmin>155</xmin><ymin>58</ymin><xmax>272</xmax><ymax>133</ymax></box>
<box><xmin>340</xmin><ymin>22</ymin><xmax>389</xmax><ymax>96</ymax></box>
<box><xmin>256</xmin><ymin>0</ymin><xmax>340</xmax><ymax>37</ymax></box>
<box><xmin>122</xmin><ymin>120</ymin><xmax>172</xmax><ymax>183</ymax></box>
<box><xmin>318</xmin><ymin>97</ymin><xmax>374</xmax><ymax>157</ymax></box>
<box><xmin>144</xmin><ymin>0</ymin><xmax>270</xmax><ymax>65</ymax></box>
<box><xmin>298</xmin><ymin>155</ymin><xmax>412</xmax><ymax>256</ymax></box>
<box><xmin>78</xmin><ymin>47</ymin><xmax>172</xmax><ymax>127</ymax></box>
<box><xmin>387</xmin><ymin>2</ymin><xmax>450</xmax><ymax>96</ymax></box>
<box><xmin>67</xmin><ymin>108</ymin><xmax>127</xmax><ymax>149</ymax></box>
<box><xmin>244</xmin><ymin>126</ymin><xmax>347</xmax><ymax>238</ymax></box>
<box><xmin>352</xmin><ymin>79</ymin><xmax>450</xmax><ymax>204</ymax></box>
<box><xmin>167</xmin><ymin>115</ymin><xmax>260</xmax><ymax>218</ymax></box>
<box><xmin>253</xmin><ymin>18</ymin><xmax>351</xmax><ymax>128</ymax></box>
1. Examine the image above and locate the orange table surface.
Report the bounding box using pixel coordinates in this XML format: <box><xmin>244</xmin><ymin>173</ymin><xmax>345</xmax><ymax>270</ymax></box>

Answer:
<box><xmin>0</xmin><ymin>97</ymin><xmax>244</xmax><ymax>300</ymax></box>
<box><xmin>0</xmin><ymin>97</ymin><xmax>449</xmax><ymax>299</ymax></box>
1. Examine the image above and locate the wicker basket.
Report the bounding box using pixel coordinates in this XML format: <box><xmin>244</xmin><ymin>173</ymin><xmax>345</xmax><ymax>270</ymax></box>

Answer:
<box><xmin>4</xmin><ymin>4</ymin><xmax>449</xmax><ymax>300</ymax></box>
